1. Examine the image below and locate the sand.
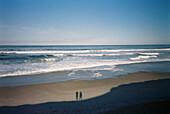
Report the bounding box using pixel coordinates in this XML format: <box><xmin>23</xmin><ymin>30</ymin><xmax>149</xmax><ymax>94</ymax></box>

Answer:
<box><xmin>101</xmin><ymin>100</ymin><xmax>170</xmax><ymax>114</ymax></box>
<box><xmin>0</xmin><ymin>71</ymin><xmax>170</xmax><ymax>106</ymax></box>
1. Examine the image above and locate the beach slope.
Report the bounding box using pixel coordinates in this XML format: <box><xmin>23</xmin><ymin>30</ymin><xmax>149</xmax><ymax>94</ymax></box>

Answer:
<box><xmin>0</xmin><ymin>72</ymin><xmax>170</xmax><ymax>113</ymax></box>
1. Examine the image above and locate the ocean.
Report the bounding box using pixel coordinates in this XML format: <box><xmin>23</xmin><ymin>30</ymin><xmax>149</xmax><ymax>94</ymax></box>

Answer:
<box><xmin>0</xmin><ymin>45</ymin><xmax>170</xmax><ymax>87</ymax></box>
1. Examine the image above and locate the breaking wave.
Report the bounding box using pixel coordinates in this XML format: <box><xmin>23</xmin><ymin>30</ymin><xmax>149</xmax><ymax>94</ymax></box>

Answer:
<box><xmin>0</xmin><ymin>53</ymin><xmax>55</xmax><ymax>60</ymax></box>
<box><xmin>138</xmin><ymin>53</ymin><xmax>159</xmax><ymax>55</ymax></box>
<box><xmin>0</xmin><ymin>58</ymin><xmax>170</xmax><ymax>77</ymax></box>
<box><xmin>25</xmin><ymin>58</ymin><xmax>62</xmax><ymax>63</ymax></box>
<box><xmin>130</xmin><ymin>55</ymin><xmax>157</xmax><ymax>60</ymax></box>
<box><xmin>0</xmin><ymin>46</ymin><xmax>170</xmax><ymax>78</ymax></box>
<box><xmin>0</xmin><ymin>48</ymin><xmax>169</xmax><ymax>54</ymax></box>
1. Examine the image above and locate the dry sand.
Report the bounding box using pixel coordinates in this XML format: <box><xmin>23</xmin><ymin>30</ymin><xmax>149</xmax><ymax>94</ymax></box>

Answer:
<box><xmin>0</xmin><ymin>71</ymin><xmax>170</xmax><ymax>106</ymax></box>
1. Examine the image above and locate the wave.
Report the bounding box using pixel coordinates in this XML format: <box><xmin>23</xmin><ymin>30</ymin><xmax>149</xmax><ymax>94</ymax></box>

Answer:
<box><xmin>24</xmin><ymin>58</ymin><xmax>61</xmax><ymax>63</ymax></box>
<box><xmin>0</xmin><ymin>52</ymin><xmax>16</xmax><ymax>54</ymax></box>
<box><xmin>0</xmin><ymin>54</ymin><xmax>55</xmax><ymax>60</ymax></box>
<box><xmin>53</xmin><ymin>53</ymin><xmax>134</xmax><ymax>57</ymax></box>
<box><xmin>0</xmin><ymin>48</ymin><xmax>169</xmax><ymax>54</ymax></box>
<box><xmin>0</xmin><ymin>50</ymin><xmax>89</xmax><ymax>54</ymax></box>
<box><xmin>53</xmin><ymin>53</ymin><xmax>160</xmax><ymax>57</ymax></box>
<box><xmin>53</xmin><ymin>52</ymin><xmax>160</xmax><ymax>57</ymax></box>
<box><xmin>53</xmin><ymin>53</ymin><xmax>116</xmax><ymax>57</ymax></box>
<box><xmin>130</xmin><ymin>55</ymin><xmax>157</xmax><ymax>60</ymax></box>
<box><xmin>89</xmin><ymin>48</ymin><xmax>170</xmax><ymax>52</ymax></box>
<box><xmin>29</xmin><ymin>54</ymin><xmax>54</xmax><ymax>58</ymax></box>
<box><xmin>1</xmin><ymin>52</ymin><xmax>157</xmax><ymax>59</ymax></box>
<box><xmin>138</xmin><ymin>53</ymin><xmax>159</xmax><ymax>55</ymax></box>
<box><xmin>73</xmin><ymin>53</ymin><xmax>134</xmax><ymax>56</ymax></box>
<box><xmin>0</xmin><ymin>53</ymin><xmax>133</xmax><ymax>60</ymax></box>
<box><xmin>1</xmin><ymin>58</ymin><xmax>170</xmax><ymax>77</ymax></box>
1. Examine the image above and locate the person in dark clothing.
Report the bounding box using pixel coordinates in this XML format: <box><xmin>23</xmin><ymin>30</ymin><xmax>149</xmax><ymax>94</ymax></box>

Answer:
<box><xmin>76</xmin><ymin>91</ymin><xmax>78</xmax><ymax>101</ymax></box>
<box><xmin>79</xmin><ymin>91</ymin><xmax>82</xmax><ymax>100</ymax></box>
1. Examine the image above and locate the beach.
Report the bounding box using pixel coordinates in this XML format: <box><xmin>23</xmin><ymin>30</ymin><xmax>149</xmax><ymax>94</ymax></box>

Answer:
<box><xmin>1</xmin><ymin>0</ymin><xmax>170</xmax><ymax>113</ymax></box>
<box><xmin>0</xmin><ymin>71</ymin><xmax>170</xmax><ymax>113</ymax></box>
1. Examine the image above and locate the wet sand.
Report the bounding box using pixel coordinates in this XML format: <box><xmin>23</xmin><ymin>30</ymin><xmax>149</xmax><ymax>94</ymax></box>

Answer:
<box><xmin>0</xmin><ymin>71</ymin><xmax>169</xmax><ymax>106</ymax></box>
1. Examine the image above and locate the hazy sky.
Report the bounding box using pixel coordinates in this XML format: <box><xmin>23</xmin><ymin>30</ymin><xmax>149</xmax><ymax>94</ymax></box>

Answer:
<box><xmin>0</xmin><ymin>0</ymin><xmax>169</xmax><ymax>45</ymax></box>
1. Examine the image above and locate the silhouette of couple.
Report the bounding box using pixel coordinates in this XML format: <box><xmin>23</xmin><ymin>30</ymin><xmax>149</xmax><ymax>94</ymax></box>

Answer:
<box><xmin>75</xmin><ymin>91</ymin><xmax>82</xmax><ymax>101</ymax></box>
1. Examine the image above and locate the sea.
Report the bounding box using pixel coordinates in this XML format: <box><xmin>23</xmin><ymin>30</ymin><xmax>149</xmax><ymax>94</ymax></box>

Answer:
<box><xmin>0</xmin><ymin>45</ymin><xmax>170</xmax><ymax>87</ymax></box>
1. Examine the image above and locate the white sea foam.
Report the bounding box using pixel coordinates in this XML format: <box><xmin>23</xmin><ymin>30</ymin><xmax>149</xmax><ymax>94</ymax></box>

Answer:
<box><xmin>68</xmin><ymin>70</ymin><xmax>77</xmax><ymax>76</ymax></box>
<box><xmin>89</xmin><ymin>48</ymin><xmax>170</xmax><ymax>52</ymax></box>
<box><xmin>130</xmin><ymin>55</ymin><xmax>157</xmax><ymax>60</ymax></box>
<box><xmin>53</xmin><ymin>53</ymin><xmax>106</xmax><ymax>57</ymax></box>
<box><xmin>93</xmin><ymin>72</ymin><xmax>102</xmax><ymax>77</ymax></box>
<box><xmin>74</xmin><ymin>53</ymin><xmax>134</xmax><ymax>56</ymax></box>
<box><xmin>53</xmin><ymin>53</ymin><xmax>134</xmax><ymax>57</ymax></box>
<box><xmin>0</xmin><ymin>52</ymin><xmax>15</xmax><ymax>54</ymax></box>
<box><xmin>0</xmin><ymin>50</ymin><xmax>89</xmax><ymax>54</ymax></box>
<box><xmin>0</xmin><ymin>58</ymin><xmax>170</xmax><ymax>77</ymax></box>
<box><xmin>25</xmin><ymin>58</ymin><xmax>60</xmax><ymax>62</ymax></box>
<box><xmin>139</xmin><ymin>53</ymin><xmax>159</xmax><ymax>55</ymax></box>
<box><xmin>69</xmin><ymin>54</ymin><xmax>120</xmax><ymax>56</ymax></box>
<box><xmin>0</xmin><ymin>48</ymin><xmax>169</xmax><ymax>54</ymax></box>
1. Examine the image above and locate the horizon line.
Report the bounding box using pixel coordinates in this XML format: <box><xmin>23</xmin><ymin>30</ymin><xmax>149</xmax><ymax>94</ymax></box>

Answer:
<box><xmin>0</xmin><ymin>44</ymin><xmax>170</xmax><ymax>46</ymax></box>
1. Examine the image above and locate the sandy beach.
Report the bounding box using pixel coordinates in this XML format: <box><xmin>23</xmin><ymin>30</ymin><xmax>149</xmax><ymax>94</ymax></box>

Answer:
<box><xmin>0</xmin><ymin>71</ymin><xmax>170</xmax><ymax>107</ymax></box>
<box><xmin>0</xmin><ymin>71</ymin><xmax>170</xmax><ymax>113</ymax></box>
<box><xmin>1</xmin><ymin>0</ymin><xmax>170</xmax><ymax>113</ymax></box>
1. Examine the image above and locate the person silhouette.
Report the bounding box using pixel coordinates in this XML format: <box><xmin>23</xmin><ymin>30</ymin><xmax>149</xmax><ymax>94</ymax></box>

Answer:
<box><xmin>76</xmin><ymin>91</ymin><xmax>78</xmax><ymax>101</ymax></box>
<box><xmin>79</xmin><ymin>91</ymin><xmax>82</xmax><ymax>100</ymax></box>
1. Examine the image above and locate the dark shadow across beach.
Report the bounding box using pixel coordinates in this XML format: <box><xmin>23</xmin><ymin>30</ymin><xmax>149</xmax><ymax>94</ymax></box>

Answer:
<box><xmin>0</xmin><ymin>79</ymin><xmax>170</xmax><ymax>114</ymax></box>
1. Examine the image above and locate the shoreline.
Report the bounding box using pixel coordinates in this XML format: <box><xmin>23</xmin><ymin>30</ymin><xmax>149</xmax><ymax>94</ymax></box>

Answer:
<box><xmin>1</xmin><ymin>60</ymin><xmax>170</xmax><ymax>87</ymax></box>
<box><xmin>0</xmin><ymin>78</ymin><xmax>170</xmax><ymax>114</ymax></box>
<box><xmin>0</xmin><ymin>71</ymin><xmax>170</xmax><ymax>106</ymax></box>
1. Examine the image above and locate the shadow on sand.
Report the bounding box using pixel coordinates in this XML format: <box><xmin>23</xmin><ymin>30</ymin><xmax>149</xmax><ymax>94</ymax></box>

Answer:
<box><xmin>0</xmin><ymin>79</ymin><xmax>170</xmax><ymax>114</ymax></box>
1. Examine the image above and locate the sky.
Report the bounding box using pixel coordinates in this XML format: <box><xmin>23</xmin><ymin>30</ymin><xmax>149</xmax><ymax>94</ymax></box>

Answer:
<box><xmin>0</xmin><ymin>0</ymin><xmax>169</xmax><ymax>45</ymax></box>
